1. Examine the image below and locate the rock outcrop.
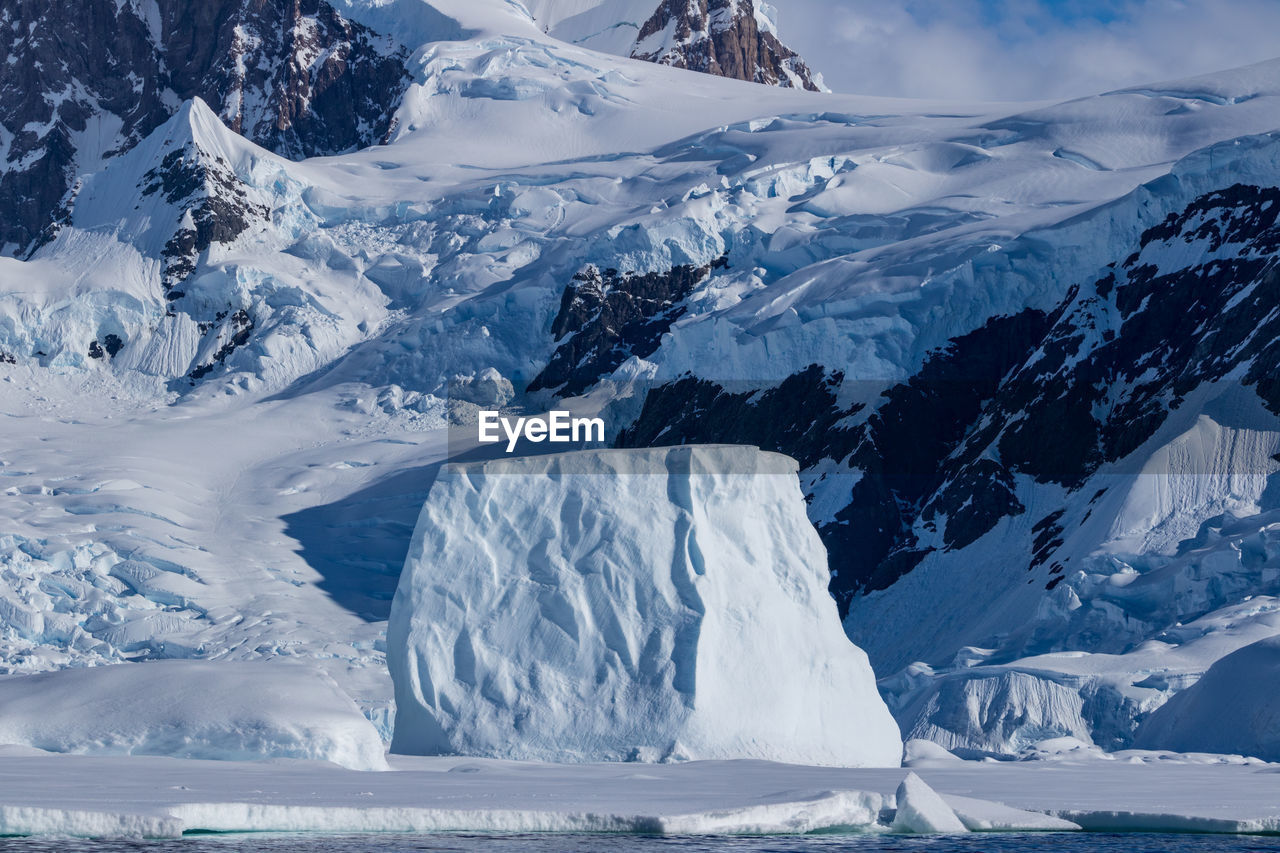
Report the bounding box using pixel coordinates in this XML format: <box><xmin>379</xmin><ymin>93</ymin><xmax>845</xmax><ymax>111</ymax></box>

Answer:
<box><xmin>528</xmin><ymin>257</ymin><xmax>727</xmax><ymax>397</ymax></box>
<box><xmin>633</xmin><ymin>0</ymin><xmax>822</xmax><ymax>91</ymax></box>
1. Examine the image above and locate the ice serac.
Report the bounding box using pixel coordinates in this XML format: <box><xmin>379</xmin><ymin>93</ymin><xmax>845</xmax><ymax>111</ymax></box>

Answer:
<box><xmin>0</xmin><ymin>661</ymin><xmax>389</xmax><ymax>771</ymax></box>
<box><xmin>1134</xmin><ymin>635</ymin><xmax>1280</xmax><ymax>760</ymax></box>
<box><xmin>387</xmin><ymin>445</ymin><xmax>901</xmax><ymax>766</ymax></box>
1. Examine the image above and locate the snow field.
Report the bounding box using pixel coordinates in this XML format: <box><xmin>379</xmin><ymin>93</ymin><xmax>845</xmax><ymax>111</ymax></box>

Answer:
<box><xmin>0</xmin><ymin>369</ymin><xmax>434</xmax><ymax>730</ymax></box>
<box><xmin>6</xmin><ymin>749</ymin><xmax>1280</xmax><ymax>837</ymax></box>
<box><xmin>0</xmin><ymin>661</ymin><xmax>389</xmax><ymax>770</ymax></box>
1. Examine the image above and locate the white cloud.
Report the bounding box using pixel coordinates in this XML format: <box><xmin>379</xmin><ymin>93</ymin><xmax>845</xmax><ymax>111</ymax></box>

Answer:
<box><xmin>778</xmin><ymin>0</ymin><xmax>1280</xmax><ymax>101</ymax></box>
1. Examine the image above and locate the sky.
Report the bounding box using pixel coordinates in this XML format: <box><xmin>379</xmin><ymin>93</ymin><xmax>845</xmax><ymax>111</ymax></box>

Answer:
<box><xmin>779</xmin><ymin>0</ymin><xmax>1280</xmax><ymax>101</ymax></box>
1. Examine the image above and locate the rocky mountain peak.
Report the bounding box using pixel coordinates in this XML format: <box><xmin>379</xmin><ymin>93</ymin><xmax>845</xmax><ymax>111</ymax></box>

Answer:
<box><xmin>0</xmin><ymin>0</ymin><xmax>409</xmax><ymax>257</ymax></box>
<box><xmin>163</xmin><ymin>0</ymin><xmax>409</xmax><ymax>160</ymax></box>
<box><xmin>632</xmin><ymin>0</ymin><xmax>822</xmax><ymax>91</ymax></box>
<box><xmin>132</xmin><ymin>100</ymin><xmax>271</xmax><ymax>297</ymax></box>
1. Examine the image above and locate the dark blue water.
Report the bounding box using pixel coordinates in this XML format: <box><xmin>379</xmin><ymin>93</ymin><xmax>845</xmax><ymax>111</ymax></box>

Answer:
<box><xmin>0</xmin><ymin>835</ymin><xmax>1276</xmax><ymax>853</ymax></box>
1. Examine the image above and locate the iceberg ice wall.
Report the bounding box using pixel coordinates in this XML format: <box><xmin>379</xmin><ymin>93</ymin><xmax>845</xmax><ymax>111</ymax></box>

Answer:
<box><xmin>388</xmin><ymin>445</ymin><xmax>901</xmax><ymax>766</ymax></box>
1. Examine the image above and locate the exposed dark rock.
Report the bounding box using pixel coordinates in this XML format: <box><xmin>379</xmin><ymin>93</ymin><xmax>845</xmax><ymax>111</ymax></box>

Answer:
<box><xmin>1028</xmin><ymin>510</ymin><xmax>1066</xmax><ymax>570</ymax></box>
<box><xmin>633</xmin><ymin>0</ymin><xmax>821</xmax><ymax>91</ymax></box>
<box><xmin>837</xmin><ymin>184</ymin><xmax>1280</xmax><ymax>601</ymax></box>
<box><xmin>528</xmin><ymin>256</ymin><xmax>728</xmax><ymax>396</ymax></box>
<box><xmin>994</xmin><ymin>185</ymin><xmax>1280</xmax><ymax>486</ymax></box>
<box><xmin>0</xmin><ymin>0</ymin><xmax>409</xmax><ymax>255</ymax></box>
<box><xmin>611</xmin><ymin>183</ymin><xmax>1280</xmax><ymax>614</ymax></box>
<box><xmin>164</xmin><ymin>1</ymin><xmax>409</xmax><ymax>161</ymax></box>
<box><xmin>189</xmin><ymin>309</ymin><xmax>255</xmax><ymax>380</ymax></box>
<box><xmin>140</xmin><ymin>145</ymin><xmax>269</xmax><ymax>292</ymax></box>
<box><xmin>808</xmin><ymin>309</ymin><xmax>1055</xmax><ymax>605</ymax></box>
<box><xmin>88</xmin><ymin>334</ymin><xmax>126</xmax><ymax>359</ymax></box>
<box><xmin>618</xmin><ymin>365</ymin><xmax>858</xmax><ymax>468</ymax></box>
<box><xmin>922</xmin><ymin>459</ymin><xmax>1024</xmax><ymax>552</ymax></box>
<box><xmin>615</xmin><ymin>309</ymin><xmax>1052</xmax><ymax>607</ymax></box>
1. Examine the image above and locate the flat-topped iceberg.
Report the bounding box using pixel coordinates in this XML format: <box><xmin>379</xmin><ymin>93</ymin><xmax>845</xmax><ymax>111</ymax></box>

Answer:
<box><xmin>388</xmin><ymin>445</ymin><xmax>901</xmax><ymax>766</ymax></box>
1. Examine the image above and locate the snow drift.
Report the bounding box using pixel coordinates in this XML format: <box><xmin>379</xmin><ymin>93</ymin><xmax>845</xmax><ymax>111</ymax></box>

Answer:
<box><xmin>0</xmin><ymin>661</ymin><xmax>388</xmax><ymax>770</ymax></box>
<box><xmin>388</xmin><ymin>445</ymin><xmax>901</xmax><ymax>766</ymax></box>
<box><xmin>1134</xmin><ymin>634</ymin><xmax>1280</xmax><ymax>761</ymax></box>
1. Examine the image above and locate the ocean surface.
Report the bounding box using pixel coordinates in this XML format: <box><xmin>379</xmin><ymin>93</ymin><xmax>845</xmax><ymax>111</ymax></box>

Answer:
<box><xmin>0</xmin><ymin>834</ymin><xmax>1276</xmax><ymax>852</ymax></box>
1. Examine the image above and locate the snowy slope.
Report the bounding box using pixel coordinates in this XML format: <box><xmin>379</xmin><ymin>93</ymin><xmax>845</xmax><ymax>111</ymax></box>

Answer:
<box><xmin>523</xmin><ymin>0</ymin><xmax>661</xmax><ymax>55</ymax></box>
<box><xmin>1134</xmin><ymin>635</ymin><xmax>1280</xmax><ymax>760</ymax></box>
<box><xmin>0</xmin><ymin>661</ymin><xmax>387</xmax><ymax>770</ymax></box>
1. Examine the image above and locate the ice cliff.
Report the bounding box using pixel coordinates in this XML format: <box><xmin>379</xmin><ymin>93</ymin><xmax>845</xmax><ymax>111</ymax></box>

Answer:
<box><xmin>387</xmin><ymin>445</ymin><xmax>902</xmax><ymax>766</ymax></box>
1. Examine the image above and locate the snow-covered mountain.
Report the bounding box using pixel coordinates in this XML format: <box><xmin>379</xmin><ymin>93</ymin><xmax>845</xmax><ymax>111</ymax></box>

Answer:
<box><xmin>0</xmin><ymin>0</ymin><xmax>821</xmax><ymax>258</ymax></box>
<box><xmin>523</xmin><ymin>0</ymin><xmax>822</xmax><ymax>90</ymax></box>
<box><xmin>0</xmin><ymin>0</ymin><xmax>408</xmax><ymax>258</ymax></box>
<box><xmin>3</xmin><ymin>0</ymin><xmax>1280</xmax><ymax>761</ymax></box>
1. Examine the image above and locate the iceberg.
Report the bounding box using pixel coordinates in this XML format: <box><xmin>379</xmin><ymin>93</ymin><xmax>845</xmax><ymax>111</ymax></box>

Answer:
<box><xmin>891</xmin><ymin>772</ymin><xmax>968</xmax><ymax>833</ymax></box>
<box><xmin>388</xmin><ymin>445</ymin><xmax>902</xmax><ymax>766</ymax></box>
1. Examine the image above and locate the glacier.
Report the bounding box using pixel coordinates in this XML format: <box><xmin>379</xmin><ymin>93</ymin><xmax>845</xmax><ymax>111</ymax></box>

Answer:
<box><xmin>388</xmin><ymin>445</ymin><xmax>902</xmax><ymax>766</ymax></box>
<box><xmin>0</xmin><ymin>42</ymin><xmax>1276</xmax><ymax>758</ymax></box>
